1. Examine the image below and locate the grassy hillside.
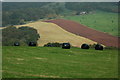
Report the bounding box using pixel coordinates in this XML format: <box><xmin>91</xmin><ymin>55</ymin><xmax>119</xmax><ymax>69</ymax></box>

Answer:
<box><xmin>3</xmin><ymin>46</ymin><xmax>118</xmax><ymax>78</ymax></box>
<box><xmin>15</xmin><ymin>21</ymin><xmax>97</xmax><ymax>47</ymax></box>
<box><xmin>64</xmin><ymin>11</ymin><xmax>119</xmax><ymax>37</ymax></box>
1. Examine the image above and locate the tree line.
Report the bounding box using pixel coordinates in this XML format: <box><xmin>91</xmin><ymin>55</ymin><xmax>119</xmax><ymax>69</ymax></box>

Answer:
<box><xmin>2</xmin><ymin>2</ymin><xmax>119</xmax><ymax>27</ymax></box>
<box><xmin>2</xmin><ymin>2</ymin><xmax>65</xmax><ymax>27</ymax></box>
<box><xmin>65</xmin><ymin>2</ymin><xmax>119</xmax><ymax>13</ymax></box>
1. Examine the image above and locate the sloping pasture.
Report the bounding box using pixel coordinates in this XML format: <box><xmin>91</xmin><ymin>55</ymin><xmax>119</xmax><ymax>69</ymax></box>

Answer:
<box><xmin>3</xmin><ymin>46</ymin><xmax>118</xmax><ymax>78</ymax></box>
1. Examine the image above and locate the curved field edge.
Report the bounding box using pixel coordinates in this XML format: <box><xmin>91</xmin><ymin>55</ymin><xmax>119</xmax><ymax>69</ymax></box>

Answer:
<box><xmin>63</xmin><ymin>11</ymin><xmax>119</xmax><ymax>37</ymax></box>
<box><xmin>45</xmin><ymin>19</ymin><xmax>119</xmax><ymax>48</ymax></box>
<box><xmin>15</xmin><ymin>21</ymin><xmax>97</xmax><ymax>47</ymax></box>
<box><xmin>2</xmin><ymin>46</ymin><xmax>118</xmax><ymax>78</ymax></box>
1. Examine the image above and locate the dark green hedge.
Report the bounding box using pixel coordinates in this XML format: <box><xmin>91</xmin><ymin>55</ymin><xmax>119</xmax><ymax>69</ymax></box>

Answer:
<box><xmin>44</xmin><ymin>42</ymin><xmax>62</xmax><ymax>47</ymax></box>
<box><xmin>2</xmin><ymin>26</ymin><xmax>40</xmax><ymax>46</ymax></box>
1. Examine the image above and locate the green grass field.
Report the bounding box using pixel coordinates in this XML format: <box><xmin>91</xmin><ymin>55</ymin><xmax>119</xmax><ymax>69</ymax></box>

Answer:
<box><xmin>64</xmin><ymin>11</ymin><xmax>119</xmax><ymax>37</ymax></box>
<box><xmin>2</xmin><ymin>46</ymin><xmax>118</xmax><ymax>78</ymax></box>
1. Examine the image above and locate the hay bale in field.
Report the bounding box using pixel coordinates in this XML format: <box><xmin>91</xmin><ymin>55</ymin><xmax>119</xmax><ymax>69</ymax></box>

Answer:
<box><xmin>28</xmin><ymin>42</ymin><xmax>37</xmax><ymax>46</ymax></box>
<box><xmin>14</xmin><ymin>42</ymin><xmax>20</xmax><ymax>46</ymax></box>
<box><xmin>62</xmin><ymin>43</ymin><xmax>71</xmax><ymax>49</ymax></box>
<box><xmin>81</xmin><ymin>44</ymin><xmax>89</xmax><ymax>49</ymax></box>
<box><xmin>95</xmin><ymin>44</ymin><xmax>103</xmax><ymax>50</ymax></box>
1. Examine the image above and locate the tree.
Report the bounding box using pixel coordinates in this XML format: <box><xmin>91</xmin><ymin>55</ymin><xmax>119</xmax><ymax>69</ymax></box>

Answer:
<box><xmin>2</xmin><ymin>26</ymin><xmax>40</xmax><ymax>46</ymax></box>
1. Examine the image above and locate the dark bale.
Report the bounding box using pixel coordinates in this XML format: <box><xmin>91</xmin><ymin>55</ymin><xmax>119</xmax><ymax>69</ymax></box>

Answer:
<box><xmin>95</xmin><ymin>44</ymin><xmax>103</xmax><ymax>50</ymax></box>
<box><xmin>81</xmin><ymin>44</ymin><xmax>89</xmax><ymax>49</ymax></box>
<box><xmin>62</xmin><ymin>43</ymin><xmax>71</xmax><ymax>49</ymax></box>
<box><xmin>28</xmin><ymin>42</ymin><xmax>37</xmax><ymax>46</ymax></box>
<box><xmin>14</xmin><ymin>42</ymin><xmax>20</xmax><ymax>46</ymax></box>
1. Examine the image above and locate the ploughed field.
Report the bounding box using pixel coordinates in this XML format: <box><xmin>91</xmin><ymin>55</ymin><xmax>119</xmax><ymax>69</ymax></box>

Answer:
<box><xmin>3</xmin><ymin>46</ymin><xmax>118</xmax><ymax>78</ymax></box>
<box><xmin>45</xmin><ymin>19</ymin><xmax>119</xmax><ymax>48</ymax></box>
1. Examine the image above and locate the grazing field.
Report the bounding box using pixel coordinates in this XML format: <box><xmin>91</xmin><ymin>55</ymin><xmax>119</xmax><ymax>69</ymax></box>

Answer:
<box><xmin>15</xmin><ymin>21</ymin><xmax>96</xmax><ymax>47</ymax></box>
<box><xmin>3</xmin><ymin>46</ymin><xmax>118</xmax><ymax>78</ymax></box>
<box><xmin>64</xmin><ymin>11</ymin><xmax>119</xmax><ymax>37</ymax></box>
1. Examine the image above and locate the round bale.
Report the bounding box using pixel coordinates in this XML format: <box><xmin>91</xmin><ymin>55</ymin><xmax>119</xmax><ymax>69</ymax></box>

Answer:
<box><xmin>62</xmin><ymin>43</ymin><xmax>71</xmax><ymax>49</ymax></box>
<box><xmin>28</xmin><ymin>42</ymin><xmax>37</xmax><ymax>46</ymax></box>
<box><xmin>81</xmin><ymin>44</ymin><xmax>89</xmax><ymax>49</ymax></box>
<box><xmin>95</xmin><ymin>44</ymin><xmax>103</xmax><ymax>50</ymax></box>
<box><xmin>14</xmin><ymin>42</ymin><xmax>20</xmax><ymax>46</ymax></box>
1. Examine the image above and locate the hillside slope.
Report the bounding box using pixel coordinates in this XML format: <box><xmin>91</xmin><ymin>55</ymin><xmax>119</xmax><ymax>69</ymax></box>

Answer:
<box><xmin>45</xmin><ymin>19</ymin><xmax>119</xmax><ymax>48</ymax></box>
<box><xmin>3</xmin><ymin>46</ymin><xmax>118</xmax><ymax>78</ymax></box>
<box><xmin>16</xmin><ymin>21</ymin><xmax>97</xmax><ymax>47</ymax></box>
<box><xmin>64</xmin><ymin>11</ymin><xmax>118</xmax><ymax>37</ymax></box>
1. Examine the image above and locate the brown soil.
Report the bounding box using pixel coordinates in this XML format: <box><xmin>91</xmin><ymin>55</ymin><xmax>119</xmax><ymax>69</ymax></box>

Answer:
<box><xmin>45</xmin><ymin>19</ymin><xmax>119</xmax><ymax>48</ymax></box>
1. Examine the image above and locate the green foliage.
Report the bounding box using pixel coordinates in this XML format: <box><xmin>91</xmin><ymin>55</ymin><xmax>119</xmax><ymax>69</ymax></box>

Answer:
<box><xmin>2</xmin><ymin>26</ymin><xmax>40</xmax><ymax>46</ymax></box>
<box><xmin>2</xmin><ymin>2</ymin><xmax>66</xmax><ymax>27</ymax></box>
<box><xmin>3</xmin><ymin>46</ymin><xmax>118</xmax><ymax>78</ymax></box>
<box><xmin>44</xmin><ymin>42</ymin><xmax>62</xmax><ymax>47</ymax></box>
<box><xmin>65</xmin><ymin>2</ymin><xmax>97</xmax><ymax>12</ymax></box>
<box><xmin>89</xmin><ymin>43</ymin><xmax>97</xmax><ymax>48</ymax></box>
<box><xmin>2</xmin><ymin>2</ymin><xmax>119</xmax><ymax>27</ymax></box>
<box><xmin>65</xmin><ymin>2</ymin><xmax>119</xmax><ymax>13</ymax></box>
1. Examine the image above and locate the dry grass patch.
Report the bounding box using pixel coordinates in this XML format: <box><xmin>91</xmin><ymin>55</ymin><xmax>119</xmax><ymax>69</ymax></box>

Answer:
<box><xmin>16</xmin><ymin>58</ymin><xmax>24</xmax><ymax>61</ymax></box>
<box><xmin>34</xmin><ymin>57</ymin><xmax>47</xmax><ymax>60</ymax></box>
<box><xmin>15</xmin><ymin>21</ymin><xmax>97</xmax><ymax>47</ymax></box>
